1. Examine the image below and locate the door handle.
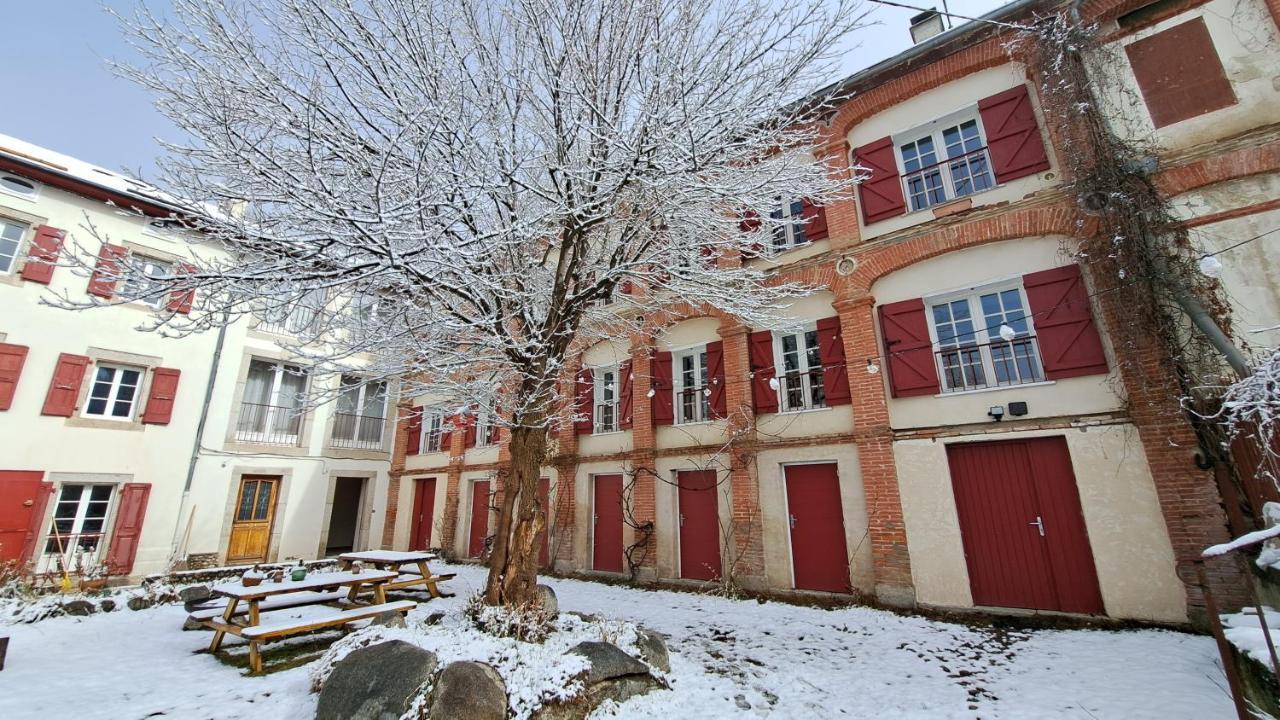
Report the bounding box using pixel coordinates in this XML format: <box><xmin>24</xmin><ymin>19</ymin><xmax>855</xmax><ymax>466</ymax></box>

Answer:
<box><xmin>679</xmin><ymin>513</ymin><xmax>685</xmax><ymax>527</ymax></box>
<box><xmin>593</xmin><ymin>514</ymin><xmax>598</xmax><ymax>525</ymax></box>
<box><xmin>789</xmin><ymin>514</ymin><xmax>797</xmax><ymax>529</ymax></box>
<box><xmin>1029</xmin><ymin>515</ymin><xmax>1045</xmax><ymax>537</ymax></box>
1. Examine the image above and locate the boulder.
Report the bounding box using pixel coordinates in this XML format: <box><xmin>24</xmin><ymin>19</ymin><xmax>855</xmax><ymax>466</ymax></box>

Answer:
<box><xmin>534</xmin><ymin>584</ymin><xmax>558</xmax><ymax>615</ymax></box>
<box><xmin>178</xmin><ymin>585</ymin><xmax>211</xmax><ymax>604</ymax></box>
<box><xmin>316</xmin><ymin>640</ymin><xmax>438</xmax><ymax>720</ymax></box>
<box><xmin>423</xmin><ymin>611</ymin><xmax>446</xmax><ymax>626</ymax></box>
<box><xmin>535</xmin><ymin>642</ymin><xmax>663</xmax><ymax>719</ymax></box>
<box><xmin>428</xmin><ymin>661</ymin><xmax>507</xmax><ymax>720</ymax></box>
<box><xmin>127</xmin><ymin>596</ymin><xmax>154</xmax><ymax>612</ymax></box>
<box><xmin>183</xmin><ymin>617</ymin><xmax>207</xmax><ymax>631</ymax></box>
<box><xmin>634</xmin><ymin>628</ymin><xmax>670</xmax><ymax>673</ymax></box>
<box><xmin>99</xmin><ymin>599</ymin><xmax>116</xmax><ymax>613</ymax></box>
<box><xmin>372</xmin><ymin>610</ymin><xmax>407</xmax><ymax>629</ymax></box>
<box><xmin>62</xmin><ymin>600</ymin><xmax>96</xmax><ymax>617</ymax></box>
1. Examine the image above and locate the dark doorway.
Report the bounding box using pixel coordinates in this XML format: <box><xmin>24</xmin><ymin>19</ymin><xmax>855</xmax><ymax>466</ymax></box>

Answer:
<box><xmin>325</xmin><ymin>476</ymin><xmax>365</xmax><ymax>556</ymax></box>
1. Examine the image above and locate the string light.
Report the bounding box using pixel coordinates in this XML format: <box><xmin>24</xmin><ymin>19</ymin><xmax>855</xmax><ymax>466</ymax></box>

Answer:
<box><xmin>865</xmin><ymin>359</ymin><xmax>880</xmax><ymax>375</ymax></box>
<box><xmin>998</xmin><ymin>324</ymin><xmax>1016</xmax><ymax>342</ymax></box>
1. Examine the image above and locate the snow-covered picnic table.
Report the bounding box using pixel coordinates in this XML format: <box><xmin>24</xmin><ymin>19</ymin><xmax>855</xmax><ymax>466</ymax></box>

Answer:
<box><xmin>195</xmin><ymin>569</ymin><xmax>412</xmax><ymax>673</ymax></box>
<box><xmin>337</xmin><ymin>550</ymin><xmax>456</xmax><ymax>598</ymax></box>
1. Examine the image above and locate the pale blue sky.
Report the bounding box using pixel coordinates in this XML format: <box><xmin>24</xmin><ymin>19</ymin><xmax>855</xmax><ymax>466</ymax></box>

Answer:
<box><xmin>0</xmin><ymin>0</ymin><xmax>1007</xmax><ymax>181</ymax></box>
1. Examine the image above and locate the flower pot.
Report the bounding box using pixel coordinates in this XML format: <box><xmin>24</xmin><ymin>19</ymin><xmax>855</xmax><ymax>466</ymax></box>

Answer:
<box><xmin>79</xmin><ymin>578</ymin><xmax>107</xmax><ymax>593</ymax></box>
<box><xmin>241</xmin><ymin>575</ymin><xmax>264</xmax><ymax>587</ymax></box>
<box><xmin>289</xmin><ymin>568</ymin><xmax>307</xmax><ymax>582</ymax></box>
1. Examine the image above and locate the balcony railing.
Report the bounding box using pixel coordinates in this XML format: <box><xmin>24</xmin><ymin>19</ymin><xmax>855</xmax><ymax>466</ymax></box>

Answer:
<box><xmin>235</xmin><ymin>402</ymin><xmax>304</xmax><ymax>445</ymax></box>
<box><xmin>423</xmin><ymin>431</ymin><xmax>443</xmax><ymax>453</ymax></box>
<box><xmin>676</xmin><ymin>387</ymin><xmax>711</xmax><ymax>424</ymax></box>
<box><xmin>902</xmin><ymin>146</ymin><xmax>994</xmax><ymax>212</ymax></box>
<box><xmin>936</xmin><ymin>336</ymin><xmax>1043</xmax><ymax>394</ymax></box>
<box><xmin>331</xmin><ymin>412</ymin><xmax>386</xmax><ymax>450</ymax></box>
<box><xmin>594</xmin><ymin>402</ymin><xmax>618</xmax><ymax>434</ymax></box>
<box><xmin>779</xmin><ymin>369</ymin><xmax>827</xmax><ymax>412</ymax></box>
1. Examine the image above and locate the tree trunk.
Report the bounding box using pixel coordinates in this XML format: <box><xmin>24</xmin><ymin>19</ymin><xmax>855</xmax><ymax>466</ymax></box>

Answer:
<box><xmin>483</xmin><ymin>422</ymin><xmax>548</xmax><ymax>607</ymax></box>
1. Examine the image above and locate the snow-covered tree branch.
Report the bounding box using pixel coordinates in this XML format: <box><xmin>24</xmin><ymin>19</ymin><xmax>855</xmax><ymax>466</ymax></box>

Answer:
<box><xmin>67</xmin><ymin>0</ymin><xmax>871</xmax><ymax>606</ymax></box>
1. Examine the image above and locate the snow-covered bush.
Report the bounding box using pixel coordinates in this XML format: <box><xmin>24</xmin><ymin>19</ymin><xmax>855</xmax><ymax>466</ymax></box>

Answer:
<box><xmin>464</xmin><ymin>591</ymin><xmax>557</xmax><ymax>643</ymax></box>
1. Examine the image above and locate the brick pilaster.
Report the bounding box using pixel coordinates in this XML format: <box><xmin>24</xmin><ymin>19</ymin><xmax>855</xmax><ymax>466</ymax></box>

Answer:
<box><xmin>627</xmin><ymin>341</ymin><xmax>657</xmax><ymax>570</ymax></box>
<box><xmin>380</xmin><ymin>400</ymin><xmax>415</xmax><ymax>549</ymax></box>
<box><xmin>720</xmin><ymin>322</ymin><xmax>766</xmax><ymax>581</ymax></box>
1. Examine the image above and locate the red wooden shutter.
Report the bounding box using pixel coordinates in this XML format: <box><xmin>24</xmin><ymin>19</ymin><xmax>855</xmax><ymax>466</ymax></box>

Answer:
<box><xmin>1023</xmin><ymin>265</ymin><xmax>1109</xmax><ymax>379</ymax></box>
<box><xmin>651</xmin><ymin>350</ymin><xmax>674</xmax><ymax>426</ymax></box>
<box><xmin>853</xmin><ymin>137</ymin><xmax>907</xmax><ymax>224</ymax></box>
<box><xmin>20</xmin><ymin>481</ymin><xmax>54</xmax><ymax>567</ymax></box>
<box><xmin>105</xmin><ymin>483</ymin><xmax>151</xmax><ymax>576</ymax></box>
<box><xmin>706</xmin><ymin>340</ymin><xmax>727</xmax><ymax>418</ymax></box>
<box><xmin>739</xmin><ymin>209</ymin><xmax>761</xmax><ymax>233</ymax></box>
<box><xmin>405</xmin><ymin>406</ymin><xmax>423</xmax><ymax>455</ymax></box>
<box><xmin>574</xmin><ymin>368</ymin><xmax>594</xmax><ymax>435</ymax></box>
<box><xmin>747</xmin><ymin>330</ymin><xmax>779</xmax><ymax>415</ymax></box>
<box><xmin>140</xmin><ymin>367</ymin><xmax>181</xmax><ymax>425</ymax></box>
<box><xmin>42</xmin><ymin>353</ymin><xmax>90</xmax><ymax>416</ymax></box>
<box><xmin>815</xmin><ymin>316</ymin><xmax>851</xmax><ymax>406</ymax></box>
<box><xmin>800</xmin><ymin>199</ymin><xmax>828</xmax><ymax>241</ymax></box>
<box><xmin>0</xmin><ymin>343</ymin><xmax>29</xmax><ymax>411</ymax></box>
<box><xmin>167</xmin><ymin>263</ymin><xmax>197</xmax><ymax>314</ymax></box>
<box><xmin>618</xmin><ymin>361</ymin><xmax>634</xmax><ymax>429</ymax></box>
<box><xmin>19</xmin><ymin>225</ymin><xmax>66</xmax><ymax>284</ymax></box>
<box><xmin>978</xmin><ymin>85</ymin><xmax>1051</xmax><ymax>183</ymax></box>
<box><xmin>878</xmin><ymin>299</ymin><xmax>939</xmax><ymax>398</ymax></box>
<box><xmin>87</xmin><ymin>243</ymin><xmax>129</xmax><ymax>299</ymax></box>
<box><xmin>620</xmin><ymin>280</ymin><xmax>633</xmax><ymax>296</ymax></box>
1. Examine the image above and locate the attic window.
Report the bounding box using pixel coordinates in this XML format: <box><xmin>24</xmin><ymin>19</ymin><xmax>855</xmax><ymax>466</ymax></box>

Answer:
<box><xmin>0</xmin><ymin>174</ymin><xmax>39</xmax><ymax>200</ymax></box>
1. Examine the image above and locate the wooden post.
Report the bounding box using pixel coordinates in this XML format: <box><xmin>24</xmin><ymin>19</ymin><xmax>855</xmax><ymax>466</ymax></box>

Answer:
<box><xmin>0</xmin><ymin>636</ymin><xmax>8</xmax><ymax>671</ymax></box>
<box><xmin>1196</xmin><ymin>561</ymin><xmax>1251</xmax><ymax>720</ymax></box>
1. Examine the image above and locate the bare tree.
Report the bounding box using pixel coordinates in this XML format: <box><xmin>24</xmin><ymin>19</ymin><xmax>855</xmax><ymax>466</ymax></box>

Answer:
<box><xmin>84</xmin><ymin>0</ymin><xmax>870</xmax><ymax>607</ymax></box>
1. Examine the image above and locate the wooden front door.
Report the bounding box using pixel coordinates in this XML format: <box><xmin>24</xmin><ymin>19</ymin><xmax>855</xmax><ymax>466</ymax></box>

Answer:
<box><xmin>537</xmin><ymin>477</ymin><xmax>551</xmax><ymax>567</ymax></box>
<box><xmin>227</xmin><ymin>476</ymin><xmax>280</xmax><ymax>563</ymax></box>
<box><xmin>0</xmin><ymin>471</ymin><xmax>48</xmax><ymax>565</ymax></box>
<box><xmin>677</xmin><ymin>470</ymin><xmax>721</xmax><ymax>581</ymax></box>
<box><xmin>785</xmin><ymin>463</ymin><xmax>850</xmax><ymax>593</ymax></box>
<box><xmin>592</xmin><ymin>474</ymin><xmax>624</xmax><ymax>572</ymax></box>
<box><xmin>948</xmin><ymin>437</ymin><xmax>1104</xmax><ymax>614</ymax></box>
<box><xmin>409</xmin><ymin>478</ymin><xmax>437</xmax><ymax>550</ymax></box>
<box><xmin>467</xmin><ymin>480</ymin><xmax>490</xmax><ymax>558</ymax></box>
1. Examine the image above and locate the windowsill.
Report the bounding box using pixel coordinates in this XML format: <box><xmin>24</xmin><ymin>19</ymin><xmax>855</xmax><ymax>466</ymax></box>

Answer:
<box><xmin>588</xmin><ymin>430</ymin><xmax>627</xmax><ymax>437</ymax></box>
<box><xmin>932</xmin><ymin>380</ymin><xmax>1056</xmax><ymax>398</ymax></box>
<box><xmin>904</xmin><ymin>188</ymin><xmax>994</xmax><ymax>219</ymax></box>
<box><xmin>64</xmin><ymin>414</ymin><xmax>146</xmax><ymax>432</ymax></box>
<box><xmin>672</xmin><ymin>420</ymin><xmax>716</xmax><ymax>427</ymax></box>
<box><xmin>776</xmin><ymin>406</ymin><xmax>832</xmax><ymax>416</ymax></box>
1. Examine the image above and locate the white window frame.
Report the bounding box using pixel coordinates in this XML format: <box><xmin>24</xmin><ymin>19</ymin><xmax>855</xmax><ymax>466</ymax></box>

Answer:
<box><xmin>258</xmin><ymin>287</ymin><xmax>328</xmax><ymax>335</ymax></box>
<box><xmin>772</xmin><ymin>325</ymin><xmax>826</xmax><ymax>413</ymax></box>
<box><xmin>38</xmin><ymin>483</ymin><xmax>116</xmax><ymax>575</ymax></box>
<box><xmin>120</xmin><ymin>253</ymin><xmax>174</xmax><ymax>308</ymax></box>
<box><xmin>421</xmin><ymin>410</ymin><xmax>446</xmax><ymax>453</ymax></box>
<box><xmin>235</xmin><ymin>359</ymin><xmax>310</xmax><ymax>444</ymax></box>
<box><xmin>769</xmin><ymin>198</ymin><xmax>809</xmax><ymax>251</ymax></box>
<box><xmin>924</xmin><ymin>279</ymin><xmax>1045</xmax><ymax>394</ymax></box>
<box><xmin>82</xmin><ymin>363</ymin><xmax>145</xmax><ymax>421</ymax></box>
<box><xmin>0</xmin><ymin>173</ymin><xmax>40</xmax><ymax>202</ymax></box>
<box><xmin>893</xmin><ymin>106</ymin><xmax>996</xmax><ymax>213</ymax></box>
<box><xmin>0</xmin><ymin>218</ymin><xmax>27</xmax><ymax>275</ymax></box>
<box><xmin>474</xmin><ymin>411</ymin><xmax>495</xmax><ymax>447</ymax></box>
<box><xmin>593</xmin><ymin>365</ymin><xmax>620</xmax><ymax>434</ymax></box>
<box><xmin>673</xmin><ymin>345</ymin><xmax>710</xmax><ymax>425</ymax></box>
<box><xmin>333</xmin><ymin>376</ymin><xmax>388</xmax><ymax>449</ymax></box>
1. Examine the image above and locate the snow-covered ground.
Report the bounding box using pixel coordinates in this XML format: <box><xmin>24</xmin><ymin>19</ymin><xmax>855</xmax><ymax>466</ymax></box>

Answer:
<box><xmin>0</xmin><ymin>563</ymin><xmax>1234</xmax><ymax>719</ymax></box>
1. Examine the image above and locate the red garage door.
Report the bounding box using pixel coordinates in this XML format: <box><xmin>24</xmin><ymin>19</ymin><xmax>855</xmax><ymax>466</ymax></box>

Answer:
<box><xmin>785</xmin><ymin>463</ymin><xmax>850</xmax><ymax>593</ymax></box>
<box><xmin>409</xmin><ymin>478</ymin><xmax>436</xmax><ymax>551</ymax></box>
<box><xmin>677</xmin><ymin>470</ymin><xmax>721</xmax><ymax>581</ymax></box>
<box><xmin>0</xmin><ymin>471</ymin><xmax>49</xmax><ymax>565</ymax></box>
<box><xmin>467</xmin><ymin>480</ymin><xmax>490</xmax><ymax>558</ymax></box>
<box><xmin>948</xmin><ymin>437</ymin><xmax>1104</xmax><ymax>614</ymax></box>
<box><xmin>593</xmin><ymin>474</ymin><xmax>624</xmax><ymax>572</ymax></box>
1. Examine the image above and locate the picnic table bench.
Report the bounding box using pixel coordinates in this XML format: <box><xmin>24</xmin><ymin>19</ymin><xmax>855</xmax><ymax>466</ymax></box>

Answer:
<box><xmin>195</xmin><ymin>569</ymin><xmax>412</xmax><ymax>673</ymax></box>
<box><xmin>337</xmin><ymin>550</ymin><xmax>456</xmax><ymax>599</ymax></box>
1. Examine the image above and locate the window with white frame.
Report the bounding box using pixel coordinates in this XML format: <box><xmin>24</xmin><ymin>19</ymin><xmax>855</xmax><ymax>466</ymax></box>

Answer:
<box><xmin>120</xmin><ymin>254</ymin><xmax>173</xmax><ymax>307</ymax></box>
<box><xmin>83</xmin><ymin>364</ymin><xmax>144</xmax><ymax>420</ymax></box>
<box><xmin>769</xmin><ymin>198</ymin><xmax>808</xmax><ymax>251</ymax></box>
<box><xmin>235</xmin><ymin>359</ymin><xmax>309</xmax><ymax>444</ymax></box>
<box><xmin>928</xmin><ymin>281</ymin><xmax>1043</xmax><ymax>393</ymax></box>
<box><xmin>475</xmin><ymin>411</ymin><xmax>495</xmax><ymax>446</ymax></box>
<box><xmin>0</xmin><ymin>173</ymin><xmax>39</xmax><ymax>201</ymax></box>
<box><xmin>258</xmin><ymin>287</ymin><xmax>328</xmax><ymax>335</ymax></box>
<box><xmin>593</xmin><ymin>366</ymin><xmax>619</xmax><ymax>433</ymax></box>
<box><xmin>40</xmin><ymin>484</ymin><xmax>114</xmax><ymax>573</ymax></box>
<box><xmin>422</xmin><ymin>410</ymin><xmax>445</xmax><ymax>452</ymax></box>
<box><xmin>898</xmin><ymin>112</ymin><xmax>995</xmax><ymax>212</ymax></box>
<box><xmin>775</xmin><ymin>328</ymin><xmax>825</xmax><ymax>412</ymax></box>
<box><xmin>352</xmin><ymin>292</ymin><xmax>389</xmax><ymax>324</ymax></box>
<box><xmin>674</xmin><ymin>347</ymin><xmax>710</xmax><ymax>424</ymax></box>
<box><xmin>333</xmin><ymin>375</ymin><xmax>387</xmax><ymax>449</ymax></box>
<box><xmin>0</xmin><ymin>218</ymin><xmax>26</xmax><ymax>274</ymax></box>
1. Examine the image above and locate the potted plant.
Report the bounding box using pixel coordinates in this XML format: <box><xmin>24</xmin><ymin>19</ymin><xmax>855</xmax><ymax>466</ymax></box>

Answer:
<box><xmin>242</xmin><ymin>565</ymin><xmax>266</xmax><ymax>587</ymax></box>
<box><xmin>289</xmin><ymin>559</ymin><xmax>307</xmax><ymax>582</ymax></box>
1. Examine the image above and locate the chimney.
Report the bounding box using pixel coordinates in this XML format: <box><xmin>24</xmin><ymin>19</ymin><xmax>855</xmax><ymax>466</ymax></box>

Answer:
<box><xmin>909</xmin><ymin>9</ymin><xmax>946</xmax><ymax>44</ymax></box>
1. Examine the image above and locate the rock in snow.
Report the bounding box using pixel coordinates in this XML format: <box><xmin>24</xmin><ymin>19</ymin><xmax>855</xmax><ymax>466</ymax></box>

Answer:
<box><xmin>634</xmin><ymin>627</ymin><xmax>670</xmax><ymax>673</ymax></box>
<box><xmin>428</xmin><ymin>660</ymin><xmax>508</xmax><ymax>720</ymax></box>
<box><xmin>316</xmin><ymin>640</ymin><xmax>437</xmax><ymax>720</ymax></box>
<box><xmin>536</xmin><ymin>641</ymin><xmax>663</xmax><ymax>719</ymax></box>
<box><xmin>535</xmin><ymin>584</ymin><xmax>559</xmax><ymax>615</ymax></box>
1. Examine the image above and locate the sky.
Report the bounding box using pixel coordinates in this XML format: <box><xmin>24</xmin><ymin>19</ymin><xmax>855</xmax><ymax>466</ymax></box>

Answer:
<box><xmin>0</xmin><ymin>0</ymin><xmax>1008</xmax><ymax>181</ymax></box>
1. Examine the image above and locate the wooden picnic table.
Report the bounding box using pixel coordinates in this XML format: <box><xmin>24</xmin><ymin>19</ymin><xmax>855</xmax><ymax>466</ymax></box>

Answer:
<box><xmin>199</xmin><ymin>568</ymin><xmax>411</xmax><ymax>673</ymax></box>
<box><xmin>337</xmin><ymin>550</ymin><xmax>455</xmax><ymax>598</ymax></box>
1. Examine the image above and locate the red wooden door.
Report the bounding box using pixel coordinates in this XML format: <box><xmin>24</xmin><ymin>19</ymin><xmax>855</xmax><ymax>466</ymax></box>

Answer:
<box><xmin>410</xmin><ymin>478</ymin><xmax>436</xmax><ymax>550</ymax></box>
<box><xmin>468</xmin><ymin>480</ymin><xmax>490</xmax><ymax>558</ymax></box>
<box><xmin>948</xmin><ymin>437</ymin><xmax>1103</xmax><ymax>614</ymax></box>
<box><xmin>677</xmin><ymin>470</ymin><xmax>721</xmax><ymax>581</ymax></box>
<box><xmin>592</xmin><ymin>474</ymin><xmax>624</xmax><ymax>572</ymax></box>
<box><xmin>785</xmin><ymin>463</ymin><xmax>850</xmax><ymax>593</ymax></box>
<box><xmin>0</xmin><ymin>471</ymin><xmax>47</xmax><ymax>564</ymax></box>
<box><xmin>537</xmin><ymin>477</ymin><xmax>551</xmax><ymax>567</ymax></box>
